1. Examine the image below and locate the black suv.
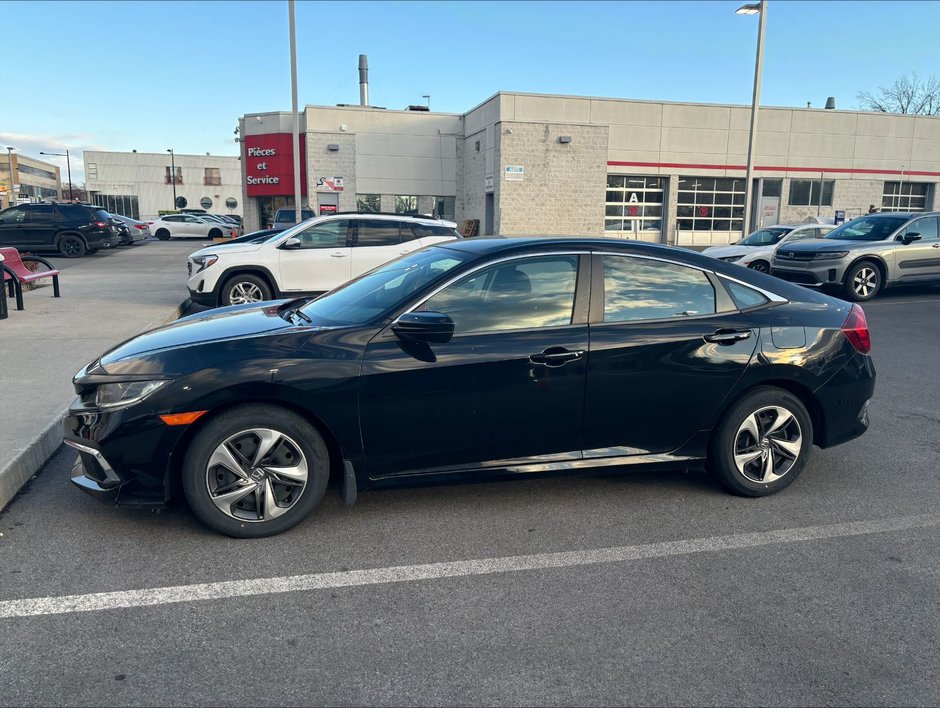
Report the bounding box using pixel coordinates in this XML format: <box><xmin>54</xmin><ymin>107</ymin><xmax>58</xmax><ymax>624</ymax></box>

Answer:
<box><xmin>0</xmin><ymin>203</ymin><xmax>120</xmax><ymax>257</ymax></box>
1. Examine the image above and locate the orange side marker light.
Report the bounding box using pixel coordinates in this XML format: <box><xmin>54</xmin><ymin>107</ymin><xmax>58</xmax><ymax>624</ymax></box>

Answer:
<box><xmin>159</xmin><ymin>411</ymin><xmax>208</xmax><ymax>426</ymax></box>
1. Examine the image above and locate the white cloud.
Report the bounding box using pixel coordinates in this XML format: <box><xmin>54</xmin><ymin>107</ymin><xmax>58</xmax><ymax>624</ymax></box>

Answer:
<box><xmin>0</xmin><ymin>131</ymin><xmax>108</xmax><ymax>185</ymax></box>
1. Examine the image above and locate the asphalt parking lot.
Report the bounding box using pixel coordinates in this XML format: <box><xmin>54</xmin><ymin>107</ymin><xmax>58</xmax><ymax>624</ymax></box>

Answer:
<box><xmin>1</xmin><ymin>281</ymin><xmax>939</xmax><ymax>707</ymax></box>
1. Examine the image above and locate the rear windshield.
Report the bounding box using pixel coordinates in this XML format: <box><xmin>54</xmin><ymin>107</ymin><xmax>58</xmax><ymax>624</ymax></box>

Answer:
<box><xmin>275</xmin><ymin>209</ymin><xmax>315</xmax><ymax>222</ymax></box>
<box><xmin>824</xmin><ymin>215</ymin><xmax>907</xmax><ymax>241</ymax></box>
<box><xmin>93</xmin><ymin>209</ymin><xmax>111</xmax><ymax>221</ymax></box>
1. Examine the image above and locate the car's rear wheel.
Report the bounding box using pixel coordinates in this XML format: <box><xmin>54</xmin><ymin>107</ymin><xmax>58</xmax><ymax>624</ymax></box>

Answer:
<box><xmin>58</xmin><ymin>234</ymin><xmax>86</xmax><ymax>258</ymax></box>
<box><xmin>208</xmin><ymin>228</ymin><xmax>222</xmax><ymax>239</ymax></box>
<box><xmin>748</xmin><ymin>260</ymin><xmax>769</xmax><ymax>273</ymax></box>
<box><xmin>221</xmin><ymin>273</ymin><xmax>272</xmax><ymax>306</ymax></box>
<box><xmin>155</xmin><ymin>228</ymin><xmax>171</xmax><ymax>241</ymax></box>
<box><xmin>182</xmin><ymin>405</ymin><xmax>330</xmax><ymax>538</ymax></box>
<box><xmin>87</xmin><ymin>248</ymin><xmax>99</xmax><ymax>255</ymax></box>
<box><xmin>844</xmin><ymin>260</ymin><xmax>882</xmax><ymax>302</ymax></box>
<box><xmin>709</xmin><ymin>387</ymin><xmax>813</xmax><ymax>496</ymax></box>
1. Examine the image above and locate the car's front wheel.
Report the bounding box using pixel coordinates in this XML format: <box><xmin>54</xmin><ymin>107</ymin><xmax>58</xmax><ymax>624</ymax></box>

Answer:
<box><xmin>709</xmin><ymin>387</ymin><xmax>813</xmax><ymax>496</ymax></box>
<box><xmin>182</xmin><ymin>405</ymin><xmax>330</xmax><ymax>538</ymax></box>
<box><xmin>747</xmin><ymin>260</ymin><xmax>770</xmax><ymax>273</ymax></box>
<box><xmin>221</xmin><ymin>273</ymin><xmax>272</xmax><ymax>306</ymax></box>
<box><xmin>844</xmin><ymin>260</ymin><xmax>882</xmax><ymax>302</ymax></box>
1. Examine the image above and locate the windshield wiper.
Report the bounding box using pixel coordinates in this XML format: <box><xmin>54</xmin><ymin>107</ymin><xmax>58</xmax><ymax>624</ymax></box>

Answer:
<box><xmin>279</xmin><ymin>298</ymin><xmax>313</xmax><ymax>324</ymax></box>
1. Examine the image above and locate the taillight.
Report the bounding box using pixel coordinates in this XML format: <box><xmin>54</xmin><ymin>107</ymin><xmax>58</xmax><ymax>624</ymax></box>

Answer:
<box><xmin>134</xmin><ymin>224</ymin><xmax>147</xmax><ymax>229</ymax></box>
<box><xmin>231</xmin><ymin>230</ymin><xmax>237</xmax><ymax>238</ymax></box>
<box><xmin>841</xmin><ymin>304</ymin><xmax>871</xmax><ymax>354</ymax></box>
<box><xmin>94</xmin><ymin>221</ymin><xmax>108</xmax><ymax>228</ymax></box>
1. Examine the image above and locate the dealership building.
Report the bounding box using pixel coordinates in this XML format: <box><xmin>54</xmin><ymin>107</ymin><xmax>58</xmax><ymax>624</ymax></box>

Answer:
<box><xmin>238</xmin><ymin>91</ymin><xmax>940</xmax><ymax>244</ymax></box>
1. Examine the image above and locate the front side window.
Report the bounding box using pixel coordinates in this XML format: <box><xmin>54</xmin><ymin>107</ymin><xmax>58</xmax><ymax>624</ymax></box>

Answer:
<box><xmin>293</xmin><ymin>220</ymin><xmax>349</xmax><ymax>249</ymax></box>
<box><xmin>602</xmin><ymin>256</ymin><xmax>716</xmax><ymax>323</ymax></box>
<box><xmin>395</xmin><ymin>195</ymin><xmax>418</xmax><ymax>214</ymax></box>
<box><xmin>357</xmin><ymin>194</ymin><xmax>381</xmax><ymax>213</ymax></box>
<box><xmin>824</xmin><ymin>215</ymin><xmax>908</xmax><ymax>241</ymax></box>
<box><xmin>0</xmin><ymin>207</ymin><xmax>28</xmax><ymax>224</ymax></box>
<box><xmin>902</xmin><ymin>216</ymin><xmax>939</xmax><ymax>241</ymax></box>
<box><xmin>788</xmin><ymin>180</ymin><xmax>834</xmax><ymax>207</ymax></box>
<box><xmin>357</xmin><ymin>219</ymin><xmax>401</xmax><ymax>247</ymax></box>
<box><xmin>882</xmin><ymin>181</ymin><xmax>929</xmax><ymax>212</ymax></box>
<box><xmin>425</xmin><ymin>256</ymin><xmax>579</xmax><ymax>335</ymax></box>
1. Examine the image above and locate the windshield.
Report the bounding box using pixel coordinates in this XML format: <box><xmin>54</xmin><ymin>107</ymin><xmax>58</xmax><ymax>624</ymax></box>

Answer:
<box><xmin>824</xmin><ymin>215</ymin><xmax>907</xmax><ymax>241</ymax></box>
<box><xmin>737</xmin><ymin>227</ymin><xmax>791</xmax><ymax>246</ymax></box>
<box><xmin>301</xmin><ymin>246</ymin><xmax>471</xmax><ymax>326</ymax></box>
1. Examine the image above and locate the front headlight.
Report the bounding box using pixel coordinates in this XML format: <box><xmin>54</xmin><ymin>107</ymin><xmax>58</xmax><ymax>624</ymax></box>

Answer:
<box><xmin>191</xmin><ymin>254</ymin><xmax>218</xmax><ymax>272</ymax></box>
<box><xmin>718</xmin><ymin>256</ymin><xmax>742</xmax><ymax>263</ymax></box>
<box><xmin>95</xmin><ymin>380</ymin><xmax>167</xmax><ymax>410</ymax></box>
<box><xmin>813</xmin><ymin>251</ymin><xmax>849</xmax><ymax>260</ymax></box>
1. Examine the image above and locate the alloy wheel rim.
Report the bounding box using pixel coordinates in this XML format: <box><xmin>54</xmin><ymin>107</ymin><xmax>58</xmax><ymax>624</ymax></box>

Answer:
<box><xmin>229</xmin><ymin>282</ymin><xmax>263</xmax><ymax>304</ymax></box>
<box><xmin>64</xmin><ymin>239</ymin><xmax>80</xmax><ymax>255</ymax></box>
<box><xmin>853</xmin><ymin>267</ymin><xmax>878</xmax><ymax>297</ymax></box>
<box><xmin>752</xmin><ymin>262</ymin><xmax>769</xmax><ymax>273</ymax></box>
<box><xmin>733</xmin><ymin>405</ymin><xmax>802</xmax><ymax>484</ymax></box>
<box><xmin>205</xmin><ymin>428</ymin><xmax>308</xmax><ymax>522</ymax></box>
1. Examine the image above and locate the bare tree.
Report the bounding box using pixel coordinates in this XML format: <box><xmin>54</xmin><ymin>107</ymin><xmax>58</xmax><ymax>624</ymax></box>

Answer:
<box><xmin>857</xmin><ymin>72</ymin><xmax>940</xmax><ymax>116</ymax></box>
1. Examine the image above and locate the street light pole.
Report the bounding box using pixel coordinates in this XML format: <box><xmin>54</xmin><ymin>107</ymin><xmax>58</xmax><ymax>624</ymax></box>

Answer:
<box><xmin>167</xmin><ymin>149</ymin><xmax>177</xmax><ymax>210</ymax></box>
<box><xmin>4</xmin><ymin>147</ymin><xmax>13</xmax><ymax>207</ymax></box>
<box><xmin>39</xmin><ymin>149</ymin><xmax>73</xmax><ymax>201</ymax></box>
<box><xmin>289</xmin><ymin>0</ymin><xmax>303</xmax><ymax>224</ymax></box>
<box><xmin>738</xmin><ymin>0</ymin><xmax>767</xmax><ymax>237</ymax></box>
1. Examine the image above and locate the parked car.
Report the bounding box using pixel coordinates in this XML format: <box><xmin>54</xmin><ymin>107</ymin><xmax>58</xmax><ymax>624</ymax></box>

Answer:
<box><xmin>111</xmin><ymin>219</ymin><xmax>132</xmax><ymax>247</ymax></box>
<box><xmin>67</xmin><ymin>237</ymin><xmax>875</xmax><ymax>537</ymax></box>
<box><xmin>148</xmin><ymin>214</ymin><xmax>237</xmax><ymax>241</ymax></box>
<box><xmin>186</xmin><ymin>213</ymin><xmax>461</xmax><ymax>307</ymax></box>
<box><xmin>703</xmin><ymin>223</ymin><xmax>835</xmax><ymax>272</ymax></box>
<box><xmin>771</xmin><ymin>212</ymin><xmax>940</xmax><ymax>301</ymax></box>
<box><xmin>110</xmin><ymin>214</ymin><xmax>152</xmax><ymax>244</ymax></box>
<box><xmin>0</xmin><ymin>202</ymin><xmax>120</xmax><ymax>257</ymax></box>
<box><xmin>272</xmin><ymin>207</ymin><xmax>315</xmax><ymax>231</ymax></box>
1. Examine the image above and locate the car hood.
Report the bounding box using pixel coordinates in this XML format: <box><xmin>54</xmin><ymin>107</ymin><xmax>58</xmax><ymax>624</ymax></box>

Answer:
<box><xmin>702</xmin><ymin>245</ymin><xmax>753</xmax><ymax>259</ymax></box>
<box><xmin>776</xmin><ymin>238</ymin><xmax>864</xmax><ymax>253</ymax></box>
<box><xmin>189</xmin><ymin>242</ymin><xmax>267</xmax><ymax>258</ymax></box>
<box><xmin>94</xmin><ymin>301</ymin><xmax>316</xmax><ymax>376</ymax></box>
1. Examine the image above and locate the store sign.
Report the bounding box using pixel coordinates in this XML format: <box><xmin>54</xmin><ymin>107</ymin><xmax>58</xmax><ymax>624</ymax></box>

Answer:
<box><xmin>244</xmin><ymin>133</ymin><xmax>307</xmax><ymax>197</ymax></box>
<box><xmin>484</xmin><ymin>174</ymin><xmax>494</xmax><ymax>193</ymax></box>
<box><xmin>316</xmin><ymin>177</ymin><xmax>344</xmax><ymax>192</ymax></box>
<box><xmin>505</xmin><ymin>165</ymin><xmax>524</xmax><ymax>181</ymax></box>
<box><xmin>319</xmin><ymin>204</ymin><xmax>338</xmax><ymax>215</ymax></box>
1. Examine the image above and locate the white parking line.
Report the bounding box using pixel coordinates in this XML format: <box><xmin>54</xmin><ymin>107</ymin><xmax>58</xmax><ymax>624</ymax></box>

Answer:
<box><xmin>1</xmin><ymin>513</ymin><xmax>937</xmax><ymax>620</ymax></box>
<box><xmin>866</xmin><ymin>298</ymin><xmax>940</xmax><ymax>306</ymax></box>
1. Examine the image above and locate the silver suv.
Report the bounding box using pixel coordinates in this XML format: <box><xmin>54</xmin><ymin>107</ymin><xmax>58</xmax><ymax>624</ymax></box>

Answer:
<box><xmin>771</xmin><ymin>212</ymin><xmax>940</xmax><ymax>301</ymax></box>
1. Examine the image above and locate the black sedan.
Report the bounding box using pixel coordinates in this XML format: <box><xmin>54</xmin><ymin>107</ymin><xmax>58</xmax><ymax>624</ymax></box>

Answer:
<box><xmin>65</xmin><ymin>238</ymin><xmax>875</xmax><ymax>537</ymax></box>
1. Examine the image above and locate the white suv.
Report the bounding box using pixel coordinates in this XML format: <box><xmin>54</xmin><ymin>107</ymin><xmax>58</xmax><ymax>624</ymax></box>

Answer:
<box><xmin>186</xmin><ymin>213</ymin><xmax>461</xmax><ymax>307</ymax></box>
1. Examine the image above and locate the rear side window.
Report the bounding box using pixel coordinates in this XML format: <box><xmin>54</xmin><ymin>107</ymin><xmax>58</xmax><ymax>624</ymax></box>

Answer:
<box><xmin>163</xmin><ymin>215</ymin><xmax>183</xmax><ymax>222</ymax></box>
<box><xmin>357</xmin><ymin>219</ymin><xmax>401</xmax><ymax>247</ymax></box>
<box><xmin>602</xmin><ymin>256</ymin><xmax>715</xmax><ymax>323</ymax></box>
<box><xmin>722</xmin><ymin>278</ymin><xmax>769</xmax><ymax>310</ymax></box>
<box><xmin>55</xmin><ymin>204</ymin><xmax>86</xmax><ymax>221</ymax></box>
<box><xmin>28</xmin><ymin>205</ymin><xmax>56</xmax><ymax>223</ymax></box>
<box><xmin>407</xmin><ymin>223</ymin><xmax>460</xmax><ymax>240</ymax></box>
<box><xmin>93</xmin><ymin>209</ymin><xmax>111</xmax><ymax>221</ymax></box>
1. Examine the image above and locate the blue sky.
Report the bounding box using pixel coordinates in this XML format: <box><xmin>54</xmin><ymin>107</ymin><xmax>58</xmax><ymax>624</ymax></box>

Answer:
<box><xmin>1</xmin><ymin>0</ymin><xmax>937</xmax><ymax>182</ymax></box>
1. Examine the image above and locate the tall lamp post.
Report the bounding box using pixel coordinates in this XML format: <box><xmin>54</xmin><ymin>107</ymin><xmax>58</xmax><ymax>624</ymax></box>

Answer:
<box><xmin>39</xmin><ymin>149</ymin><xmax>73</xmax><ymax>201</ymax></box>
<box><xmin>4</xmin><ymin>147</ymin><xmax>13</xmax><ymax>208</ymax></box>
<box><xmin>737</xmin><ymin>0</ymin><xmax>767</xmax><ymax>236</ymax></box>
<box><xmin>288</xmin><ymin>0</ymin><xmax>302</xmax><ymax>225</ymax></box>
<box><xmin>166</xmin><ymin>148</ymin><xmax>177</xmax><ymax>210</ymax></box>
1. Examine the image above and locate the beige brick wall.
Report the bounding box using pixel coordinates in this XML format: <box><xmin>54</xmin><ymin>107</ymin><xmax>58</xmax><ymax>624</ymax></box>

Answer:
<box><xmin>497</xmin><ymin>122</ymin><xmax>609</xmax><ymax>236</ymax></box>
<box><xmin>307</xmin><ymin>133</ymin><xmax>357</xmax><ymax>212</ymax></box>
<box><xmin>457</xmin><ymin>129</ymin><xmax>488</xmax><ymax>228</ymax></box>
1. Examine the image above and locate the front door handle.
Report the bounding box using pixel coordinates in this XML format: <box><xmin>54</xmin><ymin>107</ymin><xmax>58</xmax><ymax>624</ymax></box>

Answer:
<box><xmin>703</xmin><ymin>328</ymin><xmax>752</xmax><ymax>344</ymax></box>
<box><xmin>330</xmin><ymin>252</ymin><xmax>348</xmax><ymax>258</ymax></box>
<box><xmin>529</xmin><ymin>347</ymin><xmax>585</xmax><ymax>367</ymax></box>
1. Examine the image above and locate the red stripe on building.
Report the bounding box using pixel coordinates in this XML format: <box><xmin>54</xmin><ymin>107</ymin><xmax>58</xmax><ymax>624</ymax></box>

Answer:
<box><xmin>606</xmin><ymin>160</ymin><xmax>940</xmax><ymax>177</ymax></box>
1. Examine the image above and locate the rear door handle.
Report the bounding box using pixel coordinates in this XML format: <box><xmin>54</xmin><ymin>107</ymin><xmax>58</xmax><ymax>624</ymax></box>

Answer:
<box><xmin>529</xmin><ymin>347</ymin><xmax>585</xmax><ymax>367</ymax></box>
<box><xmin>703</xmin><ymin>328</ymin><xmax>752</xmax><ymax>344</ymax></box>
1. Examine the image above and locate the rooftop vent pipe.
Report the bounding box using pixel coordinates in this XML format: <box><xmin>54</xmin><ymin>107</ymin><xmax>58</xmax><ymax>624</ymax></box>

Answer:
<box><xmin>825</xmin><ymin>96</ymin><xmax>836</xmax><ymax>110</ymax></box>
<box><xmin>359</xmin><ymin>54</ymin><xmax>369</xmax><ymax>107</ymax></box>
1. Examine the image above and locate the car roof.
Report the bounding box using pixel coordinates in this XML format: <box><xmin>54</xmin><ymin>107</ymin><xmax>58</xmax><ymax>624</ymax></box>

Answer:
<box><xmin>440</xmin><ymin>236</ymin><xmax>704</xmax><ymax>259</ymax></box>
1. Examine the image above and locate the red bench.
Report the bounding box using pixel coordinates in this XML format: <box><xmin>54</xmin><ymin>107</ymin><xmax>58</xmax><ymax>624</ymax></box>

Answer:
<box><xmin>1</xmin><ymin>247</ymin><xmax>61</xmax><ymax>311</ymax></box>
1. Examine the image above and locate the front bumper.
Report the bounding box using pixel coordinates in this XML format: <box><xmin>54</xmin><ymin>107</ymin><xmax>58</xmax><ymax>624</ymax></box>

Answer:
<box><xmin>771</xmin><ymin>260</ymin><xmax>849</xmax><ymax>287</ymax></box>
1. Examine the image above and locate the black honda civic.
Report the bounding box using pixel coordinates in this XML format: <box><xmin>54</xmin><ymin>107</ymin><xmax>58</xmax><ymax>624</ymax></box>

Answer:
<box><xmin>66</xmin><ymin>238</ymin><xmax>875</xmax><ymax>537</ymax></box>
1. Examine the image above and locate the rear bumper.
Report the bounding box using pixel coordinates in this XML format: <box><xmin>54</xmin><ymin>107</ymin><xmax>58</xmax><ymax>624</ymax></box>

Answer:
<box><xmin>814</xmin><ymin>352</ymin><xmax>876</xmax><ymax>448</ymax></box>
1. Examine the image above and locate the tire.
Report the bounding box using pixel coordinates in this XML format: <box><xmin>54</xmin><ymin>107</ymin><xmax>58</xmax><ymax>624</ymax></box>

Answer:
<box><xmin>155</xmin><ymin>228</ymin><xmax>171</xmax><ymax>241</ymax></box>
<box><xmin>87</xmin><ymin>248</ymin><xmax>99</xmax><ymax>255</ymax></box>
<box><xmin>208</xmin><ymin>228</ymin><xmax>222</xmax><ymax>239</ymax></box>
<box><xmin>221</xmin><ymin>273</ymin><xmax>272</xmax><ymax>306</ymax></box>
<box><xmin>58</xmin><ymin>234</ymin><xmax>87</xmax><ymax>258</ymax></box>
<box><xmin>843</xmin><ymin>260</ymin><xmax>882</xmax><ymax>302</ymax></box>
<box><xmin>709</xmin><ymin>387</ymin><xmax>813</xmax><ymax>497</ymax></box>
<box><xmin>748</xmin><ymin>260</ymin><xmax>770</xmax><ymax>273</ymax></box>
<box><xmin>182</xmin><ymin>404</ymin><xmax>330</xmax><ymax>538</ymax></box>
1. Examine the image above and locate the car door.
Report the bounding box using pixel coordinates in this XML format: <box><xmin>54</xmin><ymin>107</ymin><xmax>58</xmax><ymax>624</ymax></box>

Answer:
<box><xmin>358</xmin><ymin>253</ymin><xmax>591</xmax><ymax>478</ymax></box>
<box><xmin>0</xmin><ymin>206</ymin><xmax>32</xmax><ymax>247</ymax></box>
<box><xmin>895</xmin><ymin>216</ymin><xmax>940</xmax><ymax>279</ymax></box>
<box><xmin>582</xmin><ymin>253</ymin><xmax>758</xmax><ymax>458</ymax></box>
<box><xmin>22</xmin><ymin>204</ymin><xmax>57</xmax><ymax>247</ymax></box>
<box><xmin>349</xmin><ymin>219</ymin><xmax>412</xmax><ymax>278</ymax></box>
<box><xmin>277</xmin><ymin>218</ymin><xmax>352</xmax><ymax>292</ymax></box>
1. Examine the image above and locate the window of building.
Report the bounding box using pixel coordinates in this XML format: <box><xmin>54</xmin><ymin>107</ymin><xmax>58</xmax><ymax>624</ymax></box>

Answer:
<box><xmin>165</xmin><ymin>166</ymin><xmax>183</xmax><ymax>185</ymax></box>
<box><xmin>605</xmin><ymin>176</ymin><xmax>664</xmax><ymax>234</ymax></box>
<box><xmin>676</xmin><ymin>177</ymin><xmax>745</xmax><ymax>232</ymax></box>
<box><xmin>17</xmin><ymin>164</ymin><xmax>57</xmax><ymax>180</ymax></box>
<box><xmin>86</xmin><ymin>163</ymin><xmax>98</xmax><ymax>179</ymax></box>
<box><xmin>93</xmin><ymin>194</ymin><xmax>140</xmax><ymax>220</ymax></box>
<box><xmin>356</xmin><ymin>194</ymin><xmax>381</xmax><ymax>212</ymax></box>
<box><xmin>425</xmin><ymin>256</ymin><xmax>579</xmax><ymax>335</ymax></box>
<box><xmin>761</xmin><ymin>179</ymin><xmax>782</xmax><ymax>197</ymax></box>
<box><xmin>395</xmin><ymin>195</ymin><xmax>418</xmax><ymax>214</ymax></box>
<box><xmin>356</xmin><ymin>219</ymin><xmax>401</xmax><ymax>247</ymax></box>
<box><xmin>434</xmin><ymin>196</ymin><xmax>456</xmax><ymax>221</ymax></box>
<box><xmin>881</xmin><ymin>182</ymin><xmax>929</xmax><ymax>212</ymax></box>
<box><xmin>602</xmin><ymin>256</ymin><xmax>715</xmax><ymax>323</ymax></box>
<box><xmin>204</xmin><ymin>168</ymin><xmax>221</xmax><ymax>186</ymax></box>
<box><xmin>788</xmin><ymin>179</ymin><xmax>834</xmax><ymax>207</ymax></box>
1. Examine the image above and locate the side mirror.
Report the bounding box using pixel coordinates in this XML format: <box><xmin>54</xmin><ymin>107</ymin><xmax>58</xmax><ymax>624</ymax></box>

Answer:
<box><xmin>392</xmin><ymin>311</ymin><xmax>455</xmax><ymax>344</ymax></box>
<box><xmin>280</xmin><ymin>237</ymin><xmax>302</xmax><ymax>250</ymax></box>
<box><xmin>900</xmin><ymin>232</ymin><xmax>922</xmax><ymax>245</ymax></box>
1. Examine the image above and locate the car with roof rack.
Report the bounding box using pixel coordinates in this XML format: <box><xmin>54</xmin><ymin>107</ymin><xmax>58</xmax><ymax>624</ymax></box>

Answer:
<box><xmin>186</xmin><ymin>212</ymin><xmax>461</xmax><ymax>307</ymax></box>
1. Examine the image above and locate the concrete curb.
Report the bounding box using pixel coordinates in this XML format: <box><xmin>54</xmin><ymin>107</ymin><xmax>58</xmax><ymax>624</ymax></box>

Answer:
<box><xmin>0</xmin><ymin>301</ymin><xmax>188</xmax><ymax>512</ymax></box>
